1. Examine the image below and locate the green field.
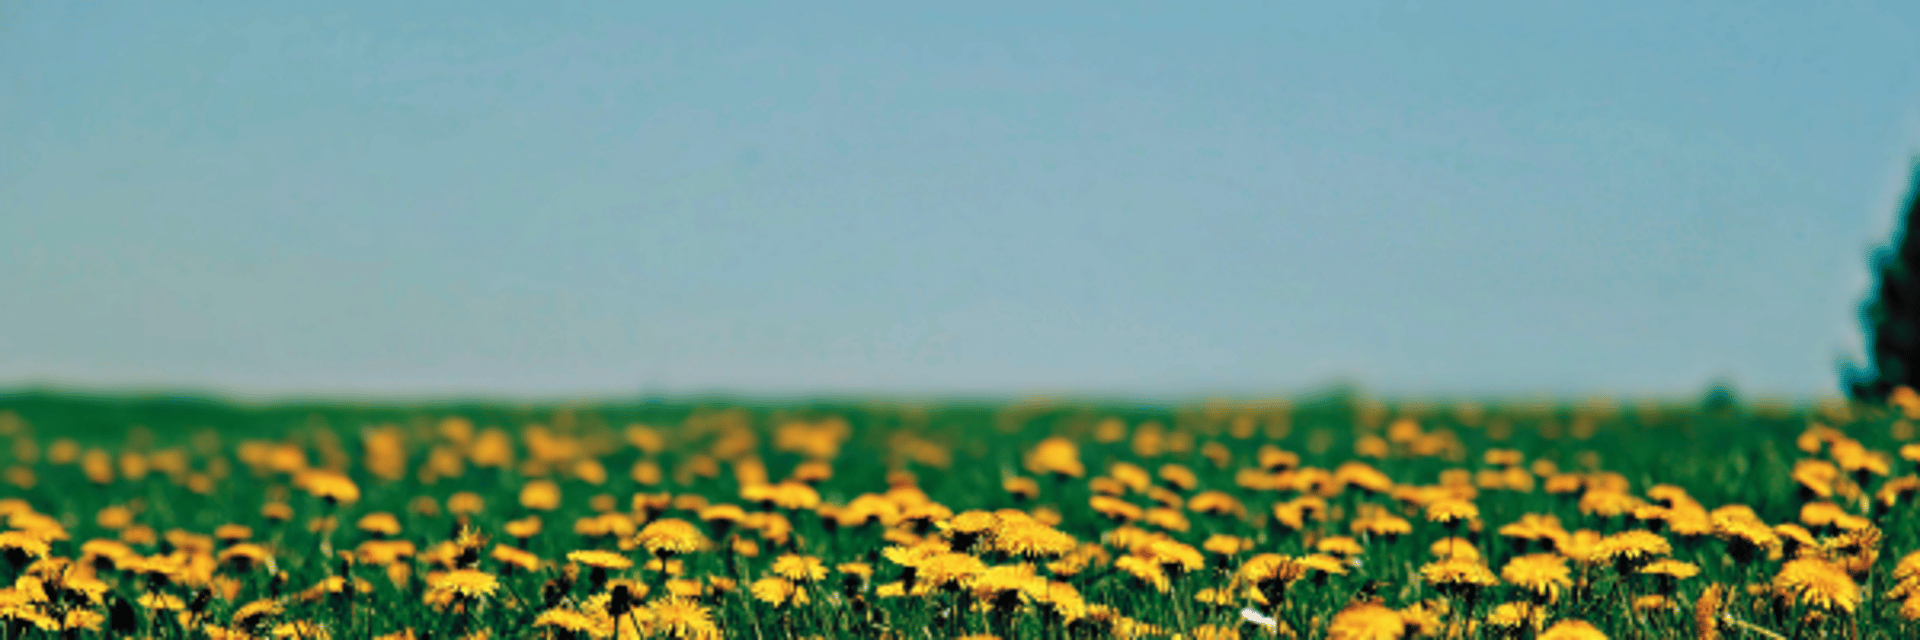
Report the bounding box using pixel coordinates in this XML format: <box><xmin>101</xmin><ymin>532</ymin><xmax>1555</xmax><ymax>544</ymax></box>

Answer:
<box><xmin>1</xmin><ymin>389</ymin><xmax>1916</xmax><ymax>639</ymax></box>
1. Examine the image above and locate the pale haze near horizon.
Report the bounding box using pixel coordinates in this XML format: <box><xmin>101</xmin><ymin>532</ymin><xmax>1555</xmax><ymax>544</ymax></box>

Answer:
<box><xmin>4</xmin><ymin>2</ymin><xmax>1919</xmax><ymax>401</ymax></box>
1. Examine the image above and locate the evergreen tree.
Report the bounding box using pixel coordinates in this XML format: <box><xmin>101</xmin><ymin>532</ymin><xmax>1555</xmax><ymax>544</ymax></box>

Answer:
<box><xmin>1847</xmin><ymin>162</ymin><xmax>1920</xmax><ymax>401</ymax></box>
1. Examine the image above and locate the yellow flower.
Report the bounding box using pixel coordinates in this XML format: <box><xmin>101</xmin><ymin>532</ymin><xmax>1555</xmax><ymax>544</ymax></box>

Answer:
<box><xmin>1578</xmin><ymin>490</ymin><xmax>1643</xmax><ymax>518</ymax></box>
<box><xmin>919</xmin><ymin>552</ymin><xmax>988</xmax><ymax>590</ymax></box>
<box><xmin>1316</xmin><ymin>536</ymin><xmax>1365</xmax><ymax>557</ymax></box>
<box><xmin>646</xmin><ymin>598</ymin><xmax>719</xmax><ymax>640</ymax></box>
<box><xmin>1633</xmin><ymin>594</ymin><xmax>1676</xmax><ymax>613</ymax></box>
<box><xmin>1024</xmin><ymin>437</ymin><xmax>1084</xmax><ymax>478</ymax></box>
<box><xmin>1089</xmin><ymin>496</ymin><xmax>1144</xmax><ymax>523</ymax></box>
<box><xmin>1113</xmin><ymin>555</ymin><xmax>1169</xmax><ymax>593</ymax></box>
<box><xmin>232</xmin><ymin>598</ymin><xmax>284</xmax><ymax>628</ymax></box>
<box><xmin>1330</xmin><ymin>462</ymin><xmax>1395</xmax><ymax>496</ymax></box>
<box><xmin>299</xmin><ymin>471</ymin><xmax>361</xmax><ymax>505</ymax></box>
<box><xmin>1593</xmin><ymin>530</ymin><xmax>1671</xmax><ymax>566</ymax></box>
<box><xmin>1538</xmin><ymin>619</ymin><xmax>1608</xmax><ymax>640</ymax></box>
<box><xmin>499</xmin><ymin>517</ymin><xmax>541</xmax><ymax>542</ymax></box>
<box><xmin>569</xmin><ymin>550</ymin><xmax>634</xmax><ymax>571</ymax></box>
<box><xmin>1425</xmin><ymin>499</ymin><xmax>1478</xmax><ymax>525</ymax></box>
<box><xmin>1003</xmin><ymin>476</ymin><xmax>1040</xmax><ymax>500</ymax></box>
<box><xmin>988</xmin><ymin>518</ymin><xmax>1079</xmax><ymax>558</ymax></box>
<box><xmin>1897</xmin><ymin>592</ymin><xmax>1920</xmax><ymax>621</ymax></box>
<box><xmin>1418</xmin><ymin>558</ymin><xmax>1499</xmax><ymax>592</ymax></box>
<box><xmin>1187</xmin><ymin>491</ymin><xmax>1247</xmax><ymax>518</ymax></box>
<box><xmin>750</xmin><ymin>577</ymin><xmax>809</xmax><ymax>607</ymax></box>
<box><xmin>1359</xmin><ymin>514</ymin><xmax>1413</xmax><ymax>538</ymax></box>
<box><xmin>1326</xmin><ymin>602</ymin><xmax>1405</xmax><ymax>640</ymax></box>
<box><xmin>270</xmin><ymin>620</ymin><xmax>331</xmax><ymax>639</ymax></box>
<box><xmin>1297</xmin><ymin>553</ymin><xmax>1348</xmax><ymax>577</ymax></box>
<box><xmin>770</xmin><ymin>554</ymin><xmax>827</xmax><ymax>583</ymax></box>
<box><xmin>632</xmin><ymin>519</ymin><xmax>709</xmax><ymax>556</ymax></box>
<box><xmin>427</xmin><ymin>569</ymin><xmax>500</xmax><ymax>600</ymax></box>
<box><xmin>533</xmin><ymin>608</ymin><xmax>607</xmax><ymax>636</ymax></box>
<box><xmin>1772</xmin><ymin>558</ymin><xmax>1858</xmax><ymax>613</ymax></box>
<box><xmin>520</xmin><ymin>479</ymin><xmax>562</xmax><ymax>511</ymax></box>
<box><xmin>1429</xmin><ymin>537</ymin><xmax>1478</xmax><ymax>561</ymax></box>
<box><xmin>1501</xmin><ymin>553</ymin><xmax>1571</xmax><ymax>601</ymax></box>
<box><xmin>1485</xmin><ymin>601</ymin><xmax>1544</xmax><ymax>631</ymax></box>
<box><xmin>139</xmin><ymin>592</ymin><xmax>188</xmax><ymax>611</ymax></box>
<box><xmin>1498</xmin><ymin>514</ymin><xmax>1566</xmax><ymax>544</ymax></box>
<box><xmin>1713</xmin><ymin>516</ymin><xmax>1779</xmax><ymax>563</ymax></box>
<box><xmin>356</xmin><ymin>512</ymin><xmax>402</xmax><ymax>537</ymax></box>
<box><xmin>214</xmin><ymin>523</ymin><xmax>254</xmax><ymax>543</ymax></box>
<box><xmin>0</xmin><ymin>531</ymin><xmax>50</xmax><ymax>561</ymax></box>
<box><xmin>1184</xmin><ymin>537</ymin><xmax>1241</xmax><ymax>562</ymax></box>
<box><xmin>217</xmin><ymin>543</ymin><xmax>275</xmax><ymax>573</ymax></box>
<box><xmin>1695</xmin><ymin>583</ymin><xmax>1727</xmax><ymax>639</ymax></box>
<box><xmin>1639</xmin><ymin>559</ymin><xmax>1699</xmax><ymax>580</ymax></box>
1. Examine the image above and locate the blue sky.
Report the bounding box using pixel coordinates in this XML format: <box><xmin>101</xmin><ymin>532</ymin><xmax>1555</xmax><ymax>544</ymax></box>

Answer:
<box><xmin>3</xmin><ymin>2</ymin><xmax>1918</xmax><ymax>399</ymax></box>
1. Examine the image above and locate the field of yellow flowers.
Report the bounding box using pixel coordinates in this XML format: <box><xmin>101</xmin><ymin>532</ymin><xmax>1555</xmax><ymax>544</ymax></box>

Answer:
<box><xmin>3</xmin><ymin>389</ymin><xmax>1920</xmax><ymax>639</ymax></box>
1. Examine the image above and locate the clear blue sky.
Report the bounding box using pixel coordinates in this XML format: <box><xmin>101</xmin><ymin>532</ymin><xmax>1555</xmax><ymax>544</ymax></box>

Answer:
<box><xmin>4</xmin><ymin>2</ymin><xmax>1918</xmax><ymax>399</ymax></box>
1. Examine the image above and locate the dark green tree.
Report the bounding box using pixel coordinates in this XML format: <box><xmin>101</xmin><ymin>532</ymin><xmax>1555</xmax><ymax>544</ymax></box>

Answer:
<box><xmin>1846</xmin><ymin>162</ymin><xmax>1920</xmax><ymax>401</ymax></box>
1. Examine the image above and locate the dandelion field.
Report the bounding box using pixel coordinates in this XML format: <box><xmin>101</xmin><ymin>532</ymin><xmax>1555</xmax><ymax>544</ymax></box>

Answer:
<box><xmin>3</xmin><ymin>389</ymin><xmax>1920</xmax><ymax>639</ymax></box>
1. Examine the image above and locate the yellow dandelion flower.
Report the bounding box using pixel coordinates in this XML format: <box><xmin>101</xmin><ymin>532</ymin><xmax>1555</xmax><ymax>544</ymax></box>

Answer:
<box><xmin>1089</xmin><ymin>496</ymin><xmax>1144</xmax><ymax>523</ymax></box>
<box><xmin>569</xmin><ymin>550</ymin><xmax>634</xmax><ymax>571</ymax></box>
<box><xmin>1639</xmin><ymin>559</ymin><xmax>1699</xmax><ymax>580</ymax></box>
<box><xmin>647</xmin><ymin>598</ymin><xmax>719</xmax><ymax>639</ymax></box>
<box><xmin>771</xmin><ymin>554</ymin><xmax>827</xmax><ymax>583</ymax></box>
<box><xmin>519</xmin><ymin>479</ymin><xmax>562</xmax><ymax>511</ymax></box>
<box><xmin>1498</xmin><ymin>514</ymin><xmax>1566</xmax><ymax>544</ymax></box>
<box><xmin>1316</xmin><ymin>536</ymin><xmax>1365</xmax><ymax>557</ymax></box>
<box><xmin>1297</xmin><ymin>553</ymin><xmax>1348</xmax><ymax>577</ymax></box>
<box><xmin>1157</xmin><ymin>463</ymin><xmax>1198</xmax><ymax>492</ymax></box>
<box><xmin>0</xmin><ymin>532</ymin><xmax>50</xmax><ymax>562</ymax></box>
<box><xmin>987</xmin><ymin>519</ymin><xmax>1079</xmax><ymax>558</ymax></box>
<box><xmin>1633</xmin><ymin>594</ymin><xmax>1676</xmax><ymax>613</ymax></box>
<box><xmin>1538</xmin><ymin>619</ymin><xmax>1608</xmax><ymax>640</ymax></box>
<box><xmin>1593</xmin><ymin>530</ymin><xmax>1671</xmax><ymax>566</ymax></box>
<box><xmin>1203</xmin><ymin>534</ymin><xmax>1252</xmax><ymax>556</ymax></box>
<box><xmin>1113</xmin><ymin>555</ymin><xmax>1169</xmax><ymax>593</ymax></box>
<box><xmin>300</xmin><ymin>471</ymin><xmax>361</xmax><ymax>505</ymax></box>
<box><xmin>1361</xmin><ymin>514</ymin><xmax>1413</xmax><ymax>538</ymax></box>
<box><xmin>1899</xmin><ymin>593</ymin><xmax>1920</xmax><ymax>621</ymax></box>
<box><xmin>503</xmin><ymin>516</ymin><xmax>543</xmax><ymax>540</ymax></box>
<box><xmin>1188</xmin><ymin>491</ymin><xmax>1247</xmax><ymax>518</ymax></box>
<box><xmin>1024</xmin><ymin>437</ymin><xmax>1084</xmax><ymax>479</ymax></box>
<box><xmin>427</xmin><ymin>569</ymin><xmax>499</xmax><ymax>600</ymax></box>
<box><xmin>1003</xmin><ymin>476</ymin><xmax>1040</xmax><ymax>500</ymax></box>
<box><xmin>1425</xmin><ymin>499</ymin><xmax>1479</xmax><ymax>525</ymax></box>
<box><xmin>633</xmin><ymin>519</ymin><xmax>709</xmax><ymax>556</ymax></box>
<box><xmin>1578</xmin><ymin>490</ymin><xmax>1643</xmax><ymax>518</ymax></box>
<box><xmin>270</xmin><ymin>620</ymin><xmax>330</xmax><ymax>639</ymax></box>
<box><xmin>750</xmin><ymin>577</ymin><xmax>809</xmax><ymax>607</ymax></box>
<box><xmin>533</xmin><ymin>608</ymin><xmax>607</xmax><ymax>636</ymax></box>
<box><xmin>1695</xmin><ymin>583</ymin><xmax>1726</xmax><ymax>639</ymax></box>
<box><xmin>919</xmin><ymin>552</ymin><xmax>988</xmax><ymax>590</ymax></box>
<box><xmin>1429</xmin><ymin>537</ymin><xmax>1479</xmax><ymax>561</ymax></box>
<box><xmin>356</xmin><ymin>512</ymin><xmax>402</xmax><ymax>537</ymax></box>
<box><xmin>1418</xmin><ymin>558</ymin><xmax>1499</xmax><ymax>592</ymax></box>
<box><xmin>1326</xmin><ymin>602</ymin><xmax>1404</xmax><ymax>640</ymax></box>
<box><xmin>218</xmin><ymin>543</ymin><xmax>275</xmax><ymax>573</ymax></box>
<box><xmin>214</xmin><ymin>523</ymin><xmax>254</xmax><ymax>544</ymax></box>
<box><xmin>232</xmin><ymin>598</ymin><xmax>284</xmax><ymax>628</ymax></box>
<box><xmin>1501</xmin><ymin>553</ymin><xmax>1571</xmax><ymax>601</ymax></box>
<box><xmin>1773</xmin><ymin>558</ymin><xmax>1858</xmax><ymax>613</ymax></box>
<box><xmin>1484</xmin><ymin>601</ymin><xmax>1544</xmax><ymax>631</ymax></box>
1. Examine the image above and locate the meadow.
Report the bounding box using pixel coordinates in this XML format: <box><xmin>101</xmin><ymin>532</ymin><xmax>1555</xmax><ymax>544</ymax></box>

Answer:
<box><xmin>1</xmin><ymin>388</ymin><xmax>1918</xmax><ymax>639</ymax></box>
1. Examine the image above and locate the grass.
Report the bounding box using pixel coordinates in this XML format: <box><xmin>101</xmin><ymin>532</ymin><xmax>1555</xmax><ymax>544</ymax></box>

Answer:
<box><xmin>0</xmin><ymin>388</ymin><xmax>1916</xmax><ymax>638</ymax></box>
